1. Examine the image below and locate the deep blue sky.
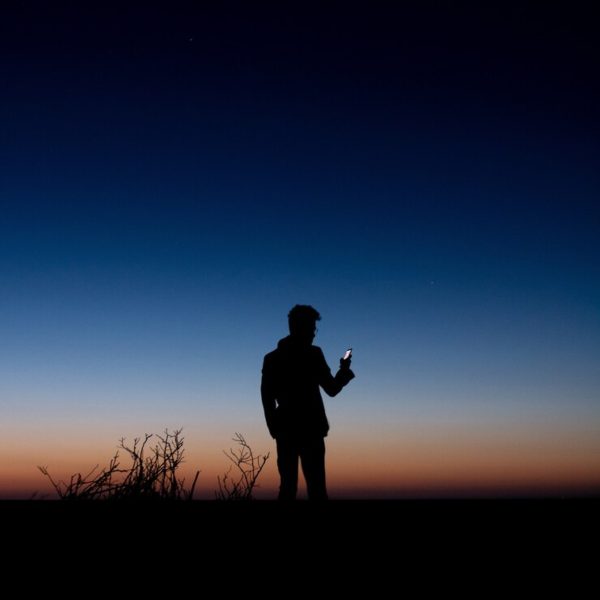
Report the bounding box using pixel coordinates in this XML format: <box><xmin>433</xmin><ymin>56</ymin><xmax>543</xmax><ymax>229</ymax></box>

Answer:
<box><xmin>1</xmin><ymin>3</ymin><xmax>599</xmax><ymax>496</ymax></box>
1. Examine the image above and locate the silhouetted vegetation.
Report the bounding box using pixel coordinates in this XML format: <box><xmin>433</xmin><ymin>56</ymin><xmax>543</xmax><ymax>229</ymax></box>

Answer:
<box><xmin>216</xmin><ymin>432</ymin><xmax>270</xmax><ymax>501</ymax></box>
<box><xmin>39</xmin><ymin>429</ymin><xmax>199</xmax><ymax>501</ymax></box>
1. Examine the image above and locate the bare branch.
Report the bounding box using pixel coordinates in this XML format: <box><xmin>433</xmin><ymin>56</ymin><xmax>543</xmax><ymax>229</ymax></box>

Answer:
<box><xmin>215</xmin><ymin>433</ymin><xmax>270</xmax><ymax>501</ymax></box>
<box><xmin>38</xmin><ymin>428</ymin><xmax>200</xmax><ymax>501</ymax></box>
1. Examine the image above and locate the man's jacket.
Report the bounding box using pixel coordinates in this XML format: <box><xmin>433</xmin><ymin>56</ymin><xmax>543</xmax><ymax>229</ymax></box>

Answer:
<box><xmin>261</xmin><ymin>336</ymin><xmax>354</xmax><ymax>439</ymax></box>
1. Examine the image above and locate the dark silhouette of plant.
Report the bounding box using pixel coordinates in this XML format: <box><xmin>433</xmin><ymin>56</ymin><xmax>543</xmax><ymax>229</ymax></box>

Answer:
<box><xmin>39</xmin><ymin>428</ymin><xmax>199</xmax><ymax>501</ymax></box>
<box><xmin>216</xmin><ymin>432</ymin><xmax>270</xmax><ymax>501</ymax></box>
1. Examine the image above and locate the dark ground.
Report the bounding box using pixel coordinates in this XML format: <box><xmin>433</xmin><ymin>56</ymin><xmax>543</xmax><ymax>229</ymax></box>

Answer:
<box><xmin>1</xmin><ymin>499</ymin><xmax>593</xmax><ymax>596</ymax></box>
<box><xmin>4</xmin><ymin>498</ymin><xmax>596</xmax><ymax>586</ymax></box>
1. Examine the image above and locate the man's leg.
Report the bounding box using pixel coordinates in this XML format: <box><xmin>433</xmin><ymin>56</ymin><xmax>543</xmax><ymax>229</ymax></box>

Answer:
<box><xmin>276</xmin><ymin>437</ymin><xmax>299</xmax><ymax>501</ymax></box>
<box><xmin>300</xmin><ymin>437</ymin><xmax>328</xmax><ymax>501</ymax></box>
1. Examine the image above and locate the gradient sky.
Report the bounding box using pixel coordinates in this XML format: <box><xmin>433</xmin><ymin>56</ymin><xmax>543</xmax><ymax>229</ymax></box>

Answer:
<box><xmin>1</xmin><ymin>3</ymin><xmax>599</xmax><ymax>498</ymax></box>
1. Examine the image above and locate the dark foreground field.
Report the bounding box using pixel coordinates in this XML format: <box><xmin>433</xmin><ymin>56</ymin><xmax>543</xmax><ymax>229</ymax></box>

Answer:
<box><xmin>4</xmin><ymin>498</ymin><xmax>596</xmax><ymax>541</ymax></box>
<box><xmin>3</xmin><ymin>499</ymin><xmax>596</xmax><ymax>590</ymax></box>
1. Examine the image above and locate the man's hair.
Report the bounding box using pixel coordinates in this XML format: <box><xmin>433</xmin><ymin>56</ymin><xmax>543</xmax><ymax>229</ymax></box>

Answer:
<box><xmin>288</xmin><ymin>304</ymin><xmax>321</xmax><ymax>333</ymax></box>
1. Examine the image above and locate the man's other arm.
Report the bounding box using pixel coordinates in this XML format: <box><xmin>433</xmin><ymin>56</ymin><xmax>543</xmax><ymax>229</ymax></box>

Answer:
<box><xmin>261</xmin><ymin>355</ymin><xmax>278</xmax><ymax>438</ymax></box>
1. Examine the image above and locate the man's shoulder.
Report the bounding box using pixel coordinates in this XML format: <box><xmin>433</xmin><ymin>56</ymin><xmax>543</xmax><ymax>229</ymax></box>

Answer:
<box><xmin>311</xmin><ymin>345</ymin><xmax>325</xmax><ymax>357</ymax></box>
<box><xmin>263</xmin><ymin>345</ymin><xmax>287</xmax><ymax>366</ymax></box>
<box><xmin>263</xmin><ymin>348</ymin><xmax>278</xmax><ymax>363</ymax></box>
<box><xmin>263</xmin><ymin>341</ymin><xmax>324</xmax><ymax>362</ymax></box>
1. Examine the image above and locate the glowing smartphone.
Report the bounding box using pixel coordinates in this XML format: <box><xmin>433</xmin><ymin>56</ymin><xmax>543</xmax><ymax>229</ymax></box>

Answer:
<box><xmin>343</xmin><ymin>348</ymin><xmax>352</xmax><ymax>361</ymax></box>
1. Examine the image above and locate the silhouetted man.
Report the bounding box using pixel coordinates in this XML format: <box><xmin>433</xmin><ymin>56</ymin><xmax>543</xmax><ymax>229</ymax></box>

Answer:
<box><xmin>261</xmin><ymin>305</ymin><xmax>355</xmax><ymax>500</ymax></box>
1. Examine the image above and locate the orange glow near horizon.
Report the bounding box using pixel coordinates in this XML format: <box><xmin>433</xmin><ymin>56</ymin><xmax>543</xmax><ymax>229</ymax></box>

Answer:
<box><xmin>2</xmin><ymin>419</ymin><xmax>599</xmax><ymax>499</ymax></box>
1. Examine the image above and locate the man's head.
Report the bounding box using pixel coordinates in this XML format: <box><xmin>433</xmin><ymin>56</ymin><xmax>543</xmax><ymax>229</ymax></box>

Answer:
<box><xmin>288</xmin><ymin>304</ymin><xmax>321</xmax><ymax>345</ymax></box>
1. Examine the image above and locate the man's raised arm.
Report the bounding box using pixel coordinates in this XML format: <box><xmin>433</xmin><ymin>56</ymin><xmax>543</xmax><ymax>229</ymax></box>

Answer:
<box><xmin>317</xmin><ymin>348</ymin><xmax>355</xmax><ymax>397</ymax></box>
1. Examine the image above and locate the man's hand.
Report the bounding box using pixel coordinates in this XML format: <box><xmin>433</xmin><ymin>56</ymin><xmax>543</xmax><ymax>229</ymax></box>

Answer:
<box><xmin>339</xmin><ymin>357</ymin><xmax>352</xmax><ymax>370</ymax></box>
<box><xmin>335</xmin><ymin>364</ymin><xmax>355</xmax><ymax>386</ymax></box>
